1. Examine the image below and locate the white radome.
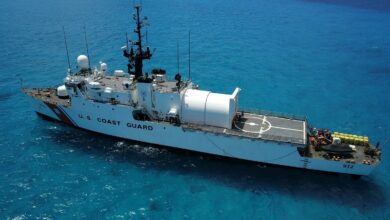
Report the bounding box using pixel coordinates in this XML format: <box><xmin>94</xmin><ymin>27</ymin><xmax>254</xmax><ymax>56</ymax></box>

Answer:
<box><xmin>77</xmin><ymin>55</ymin><xmax>89</xmax><ymax>70</ymax></box>
<box><xmin>100</xmin><ymin>62</ymin><xmax>107</xmax><ymax>72</ymax></box>
<box><xmin>57</xmin><ymin>85</ymin><xmax>68</xmax><ymax>97</ymax></box>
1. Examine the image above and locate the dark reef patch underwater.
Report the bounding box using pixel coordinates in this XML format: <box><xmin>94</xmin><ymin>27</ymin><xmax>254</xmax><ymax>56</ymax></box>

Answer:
<box><xmin>1</xmin><ymin>0</ymin><xmax>390</xmax><ymax>219</ymax></box>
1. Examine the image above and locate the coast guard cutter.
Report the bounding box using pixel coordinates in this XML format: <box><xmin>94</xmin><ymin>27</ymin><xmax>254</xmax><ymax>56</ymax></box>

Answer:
<box><xmin>24</xmin><ymin>5</ymin><xmax>381</xmax><ymax>176</ymax></box>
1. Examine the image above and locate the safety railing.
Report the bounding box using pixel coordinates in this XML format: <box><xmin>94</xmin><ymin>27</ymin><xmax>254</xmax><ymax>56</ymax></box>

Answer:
<box><xmin>239</xmin><ymin>108</ymin><xmax>308</xmax><ymax>122</ymax></box>
<box><xmin>182</xmin><ymin>122</ymin><xmax>306</xmax><ymax>145</ymax></box>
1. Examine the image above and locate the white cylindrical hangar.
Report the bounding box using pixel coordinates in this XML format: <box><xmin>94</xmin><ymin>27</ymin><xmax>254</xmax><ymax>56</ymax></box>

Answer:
<box><xmin>181</xmin><ymin>88</ymin><xmax>240</xmax><ymax>129</ymax></box>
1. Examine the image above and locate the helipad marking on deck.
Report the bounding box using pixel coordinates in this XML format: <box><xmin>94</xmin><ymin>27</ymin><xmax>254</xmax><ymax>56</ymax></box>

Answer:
<box><xmin>234</xmin><ymin>115</ymin><xmax>271</xmax><ymax>135</ymax></box>
<box><xmin>260</xmin><ymin>119</ymin><xmax>271</xmax><ymax>134</ymax></box>
<box><xmin>262</xmin><ymin>116</ymin><xmax>267</xmax><ymax>124</ymax></box>
<box><xmin>258</xmin><ymin>116</ymin><xmax>265</xmax><ymax>137</ymax></box>
<box><xmin>258</xmin><ymin>126</ymin><xmax>263</xmax><ymax>138</ymax></box>
<box><xmin>271</xmin><ymin>126</ymin><xmax>303</xmax><ymax>132</ymax></box>
<box><xmin>233</xmin><ymin>113</ymin><xmax>310</xmax><ymax>142</ymax></box>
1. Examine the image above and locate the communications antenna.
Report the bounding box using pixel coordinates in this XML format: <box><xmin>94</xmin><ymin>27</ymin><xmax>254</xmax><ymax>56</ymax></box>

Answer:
<box><xmin>83</xmin><ymin>25</ymin><xmax>91</xmax><ymax>69</ymax></box>
<box><xmin>188</xmin><ymin>31</ymin><xmax>191</xmax><ymax>81</ymax></box>
<box><xmin>62</xmin><ymin>26</ymin><xmax>72</xmax><ymax>72</ymax></box>
<box><xmin>177</xmin><ymin>39</ymin><xmax>180</xmax><ymax>74</ymax></box>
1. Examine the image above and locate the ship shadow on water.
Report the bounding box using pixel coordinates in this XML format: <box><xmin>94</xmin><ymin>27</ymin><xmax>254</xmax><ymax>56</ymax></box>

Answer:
<box><xmin>38</xmin><ymin>119</ymin><xmax>386</xmax><ymax>213</ymax></box>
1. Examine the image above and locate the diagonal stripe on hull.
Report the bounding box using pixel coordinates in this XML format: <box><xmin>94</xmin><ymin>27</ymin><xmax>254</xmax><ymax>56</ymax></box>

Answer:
<box><xmin>44</xmin><ymin>102</ymin><xmax>76</xmax><ymax>126</ymax></box>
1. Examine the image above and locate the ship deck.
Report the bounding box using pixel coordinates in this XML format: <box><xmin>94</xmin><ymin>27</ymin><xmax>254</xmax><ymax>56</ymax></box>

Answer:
<box><xmin>183</xmin><ymin>112</ymin><xmax>307</xmax><ymax>145</ymax></box>
<box><xmin>24</xmin><ymin>87</ymin><xmax>306</xmax><ymax>145</ymax></box>
<box><xmin>96</xmin><ymin>76</ymin><xmax>188</xmax><ymax>93</ymax></box>
<box><xmin>23</xmin><ymin>88</ymin><xmax>70</xmax><ymax>107</ymax></box>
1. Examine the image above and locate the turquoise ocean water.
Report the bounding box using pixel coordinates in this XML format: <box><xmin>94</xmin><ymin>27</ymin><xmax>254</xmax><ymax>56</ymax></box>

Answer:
<box><xmin>1</xmin><ymin>0</ymin><xmax>390</xmax><ymax>219</ymax></box>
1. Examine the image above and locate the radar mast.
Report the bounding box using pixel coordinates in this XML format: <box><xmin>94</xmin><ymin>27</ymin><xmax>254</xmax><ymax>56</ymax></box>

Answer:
<box><xmin>123</xmin><ymin>4</ymin><xmax>152</xmax><ymax>80</ymax></box>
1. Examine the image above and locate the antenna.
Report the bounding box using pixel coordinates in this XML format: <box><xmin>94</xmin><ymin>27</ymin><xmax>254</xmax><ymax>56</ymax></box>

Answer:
<box><xmin>188</xmin><ymin>31</ymin><xmax>191</xmax><ymax>81</ymax></box>
<box><xmin>126</xmin><ymin>32</ymin><xmax>129</xmax><ymax>51</ymax></box>
<box><xmin>177</xmin><ymin>39</ymin><xmax>180</xmax><ymax>74</ymax></box>
<box><xmin>83</xmin><ymin>25</ymin><xmax>91</xmax><ymax>69</ymax></box>
<box><xmin>62</xmin><ymin>26</ymin><xmax>72</xmax><ymax>71</ymax></box>
<box><xmin>145</xmin><ymin>30</ymin><xmax>148</xmax><ymax>45</ymax></box>
<box><xmin>125</xmin><ymin>4</ymin><xmax>152</xmax><ymax>78</ymax></box>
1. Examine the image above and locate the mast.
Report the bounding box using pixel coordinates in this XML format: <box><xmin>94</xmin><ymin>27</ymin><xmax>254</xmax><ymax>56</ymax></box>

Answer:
<box><xmin>177</xmin><ymin>39</ymin><xmax>180</xmax><ymax>75</ymax></box>
<box><xmin>62</xmin><ymin>26</ymin><xmax>72</xmax><ymax>72</ymax></box>
<box><xmin>134</xmin><ymin>5</ymin><xmax>143</xmax><ymax>77</ymax></box>
<box><xmin>124</xmin><ymin>4</ymin><xmax>152</xmax><ymax>80</ymax></box>
<box><xmin>188</xmin><ymin>31</ymin><xmax>191</xmax><ymax>81</ymax></box>
<box><xmin>83</xmin><ymin>25</ymin><xmax>91</xmax><ymax>70</ymax></box>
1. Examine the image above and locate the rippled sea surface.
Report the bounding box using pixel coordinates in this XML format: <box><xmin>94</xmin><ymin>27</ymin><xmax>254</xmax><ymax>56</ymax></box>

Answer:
<box><xmin>1</xmin><ymin>0</ymin><xmax>390</xmax><ymax>219</ymax></box>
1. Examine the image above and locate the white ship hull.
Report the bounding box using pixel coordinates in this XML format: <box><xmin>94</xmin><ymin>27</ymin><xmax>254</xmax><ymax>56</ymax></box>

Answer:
<box><xmin>29</xmin><ymin>96</ymin><xmax>377</xmax><ymax>176</ymax></box>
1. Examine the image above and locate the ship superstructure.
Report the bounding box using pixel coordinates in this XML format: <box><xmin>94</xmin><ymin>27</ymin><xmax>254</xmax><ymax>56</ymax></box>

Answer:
<box><xmin>24</xmin><ymin>5</ymin><xmax>381</xmax><ymax>176</ymax></box>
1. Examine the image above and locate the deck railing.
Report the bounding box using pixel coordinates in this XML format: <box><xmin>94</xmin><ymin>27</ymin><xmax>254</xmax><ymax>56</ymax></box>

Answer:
<box><xmin>182</xmin><ymin>121</ymin><xmax>306</xmax><ymax>145</ymax></box>
<box><xmin>239</xmin><ymin>108</ymin><xmax>308</xmax><ymax>122</ymax></box>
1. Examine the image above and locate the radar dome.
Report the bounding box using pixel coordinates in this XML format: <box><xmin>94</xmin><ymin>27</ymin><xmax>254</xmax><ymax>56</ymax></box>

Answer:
<box><xmin>57</xmin><ymin>85</ymin><xmax>68</xmax><ymax>98</ymax></box>
<box><xmin>100</xmin><ymin>62</ymin><xmax>107</xmax><ymax>72</ymax></box>
<box><xmin>77</xmin><ymin>55</ymin><xmax>89</xmax><ymax>70</ymax></box>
